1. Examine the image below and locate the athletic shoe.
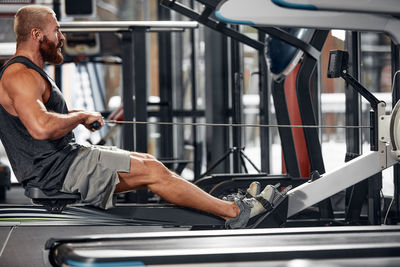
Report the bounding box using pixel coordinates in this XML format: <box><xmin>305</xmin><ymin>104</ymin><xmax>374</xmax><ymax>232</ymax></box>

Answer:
<box><xmin>246</xmin><ymin>181</ymin><xmax>262</xmax><ymax>198</ymax></box>
<box><xmin>225</xmin><ymin>197</ymin><xmax>254</xmax><ymax>229</ymax></box>
<box><xmin>222</xmin><ymin>181</ymin><xmax>261</xmax><ymax>202</ymax></box>
<box><xmin>225</xmin><ymin>183</ymin><xmax>291</xmax><ymax>229</ymax></box>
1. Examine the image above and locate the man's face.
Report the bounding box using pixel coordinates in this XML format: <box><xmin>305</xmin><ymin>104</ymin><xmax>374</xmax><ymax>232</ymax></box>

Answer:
<box><xmin>39</xmin><ymin>35</ymin><xmax>63</xmax><ymax>65</ymax></box>
<box><xmin>39</xmin><ymin>14</ymin><xmax>65</xmax><ymax>65</ymax></box>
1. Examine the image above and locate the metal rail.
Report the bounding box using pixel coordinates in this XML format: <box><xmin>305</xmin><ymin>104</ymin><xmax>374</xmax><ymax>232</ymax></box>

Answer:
<box><xmin>59</xmin><ymin>21</ymin><xmax>198</xmax><ymax>32</ymax></box>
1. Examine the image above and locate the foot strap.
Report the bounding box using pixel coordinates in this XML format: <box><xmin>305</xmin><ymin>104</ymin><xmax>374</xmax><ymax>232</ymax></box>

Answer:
<box><xmin>255</xmin><ymin>196</ymin><xmax>273</xmax><ymax>212</ymax></box>
<box><xmin>245</xmin><ymin>192</ymin><xmax>254</xmax><ymax>198</ymax></box>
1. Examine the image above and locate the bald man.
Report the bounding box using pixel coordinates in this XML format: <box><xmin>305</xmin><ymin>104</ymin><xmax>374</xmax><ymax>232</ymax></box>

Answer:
<box><xmin>0</xmin><ymin>5</ymin><xmax>281</xmax><ymax>228</ymax></box>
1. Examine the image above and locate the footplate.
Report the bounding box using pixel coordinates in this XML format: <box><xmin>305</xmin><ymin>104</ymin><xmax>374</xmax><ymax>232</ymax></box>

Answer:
<box><xmin>247</xmin><ymin>195</ymin><xmax>288</xmax><ymax>228</ymax></box>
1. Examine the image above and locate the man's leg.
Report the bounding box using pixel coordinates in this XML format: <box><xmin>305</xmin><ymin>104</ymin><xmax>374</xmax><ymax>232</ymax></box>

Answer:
<box><xmin>115</xmin><ymin>152</ymin><xmax>240</xmax><ymax>219</ymax></box>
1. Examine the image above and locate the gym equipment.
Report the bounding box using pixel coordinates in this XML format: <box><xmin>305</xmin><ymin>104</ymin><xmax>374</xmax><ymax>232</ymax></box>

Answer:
<box><xmin>0</xmin><ymin>162</ymin><xmax>10</xmax><ymax>202</ymax></box>
<box><xmin>21</xmin><ymin>6</ymin><xmax>400</xmax><ymax>227</ymax></box>
<box><xmin>60</xmin><ymin>21</ymin><xmax>199</xmax><ymax>32</ymax></box>
<box><xmin>286</xmin><ymin>49</ymin><xmax>398</xmax><ymax>217</ymax></box>
<box><xmin>215</xmin><ymin>0</ymin><xmax>400</xmax><ymax>44</ymax></box>
<box><xmin>267</xmin><ymin>28</ymin><xmax>313</xmax><ymax>81</ymax></box>
<box><xmin>213</xmin><ymin>0</ymin><xmax>400</xmax><ymax>222</ymax></box>
<box><xmin>90</xmin><ymin>118</ymin><xmax>369</xmax><ymax>130</ymax></box>
<box><xmin>271</xmin><ymin>0</ymin><xmax>400</xmax><ymax>15</ymax></box>
<box><xmin>59</xmin><ymin>20</ymin><xmax>198</xmax><ymax>154</ymax></box>
<box><xmin>46</xmin><ymin>226</ymin><xmax>400</xmax><ymax>266</ymax></box>
<box><xmin>24</xmin><ymin>187</ymin><xmax>80</xmax><ymax>213</ymax></box>
<box><xmin>20</xmin><ymin>184</ymin><xmax>289</xmax><ymax>229</ymax></box>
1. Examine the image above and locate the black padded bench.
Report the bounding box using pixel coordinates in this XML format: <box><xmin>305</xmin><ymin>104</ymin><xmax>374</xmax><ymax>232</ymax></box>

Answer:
<box><xmin>24</xmin><ymin>187</ymin><xmax>80</xmax><ymax>213</ymax></box>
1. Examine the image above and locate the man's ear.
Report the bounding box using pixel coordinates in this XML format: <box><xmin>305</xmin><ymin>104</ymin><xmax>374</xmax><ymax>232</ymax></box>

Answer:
<box><xmin>31</xmin><ymin>28</ymin><xmax>42</xmax><ymax>42</ymax></box>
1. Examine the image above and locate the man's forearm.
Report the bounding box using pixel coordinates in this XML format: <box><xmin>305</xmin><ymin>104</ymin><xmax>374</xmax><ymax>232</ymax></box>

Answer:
<box><xmin>34</xmin><ymin>110</ymin><xmax>87</xmax><ymax>140</ymax></box>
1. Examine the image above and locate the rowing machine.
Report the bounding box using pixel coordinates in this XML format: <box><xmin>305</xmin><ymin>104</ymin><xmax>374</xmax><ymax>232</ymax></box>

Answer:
<box><xmin>287</xmin><ymin>50</ymin><xmax>399</xmax><ymax>218</ymax></box>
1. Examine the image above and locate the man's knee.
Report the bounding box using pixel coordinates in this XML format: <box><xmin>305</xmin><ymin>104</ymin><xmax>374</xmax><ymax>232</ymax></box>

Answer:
<box><xmin>129</xmin><ymin>156</ymin><xmax>170</xmax><ymax>182</ymax></box>
<box><xmin>148</xmin><ymin>159</ymin><xmax>171</xmax><ymax>178</ymax></box>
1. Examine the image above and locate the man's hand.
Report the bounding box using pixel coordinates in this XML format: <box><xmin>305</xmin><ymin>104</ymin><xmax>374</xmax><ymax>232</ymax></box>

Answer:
<box><xmin>80</xmin><ymin>111</ymin><xmax>104</xmax><ymax>131</ymax></box>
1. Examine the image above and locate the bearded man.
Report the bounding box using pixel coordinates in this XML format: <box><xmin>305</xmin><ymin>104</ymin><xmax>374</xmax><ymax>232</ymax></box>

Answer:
<box><xmin>0</xmin><ymin>5</ymin><xmax>279</xmax><ymax>229</ymax></box>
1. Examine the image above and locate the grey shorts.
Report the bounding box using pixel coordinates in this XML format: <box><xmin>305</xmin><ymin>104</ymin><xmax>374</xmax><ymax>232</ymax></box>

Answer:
<box><xmin>61</xmin><ymin>144</ymin><xmax>131</xmax><ymax>209</ymax></box>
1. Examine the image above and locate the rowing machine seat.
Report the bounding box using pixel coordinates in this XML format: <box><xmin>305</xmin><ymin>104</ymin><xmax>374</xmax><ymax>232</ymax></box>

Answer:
<box><xmin>24</xmin><ymin>187</ymin><xmax>80</xmax><ymax>213</ymax></box>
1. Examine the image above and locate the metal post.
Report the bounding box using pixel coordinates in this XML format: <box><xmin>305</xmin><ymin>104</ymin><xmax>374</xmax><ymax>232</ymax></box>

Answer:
<box><xmin>258</xmin><ymin>32</ymin><xmax>270</xmax><ymax>173</ymax></box>
<box><xmin>205</xmin><ymin>28</ymin><xmax>230</xmax><ymax>174</ymax></box>
<box><xmin>121</xmin><ymin>31</ymin><xmax>135</xmax><ymax>151</ymax></box>
<box><xmin>190</xmin><ymin>0</ymin><xmax>201</xmax><ymax>179</ymax></box>
<box><xmin>158</xmin><ymin>6</ymin><xmax>174</xmax><ymax>159</ymax></box>
<box><xmin>133</xmin><ymin>28</ymin><xmax>148</xmax><ymax>153</ymax></box>
<box><xmin>120</xmin><ymin>28</ymin><xmax>148</xmax><ymax>204</ymax></box>
<box><xmin>345</xmin><ymin>32</ymin><xmax>362</xmax><ymax>156</ymax></box>
<box><xmin>345</xmin><ymin>32</ymin><xmax>364</xmax><ymax>222</ymax></box>
<box><xmin>231</xmin><ymin>25</ymin><xmax>244</xmax><ymax>173</ymax></box>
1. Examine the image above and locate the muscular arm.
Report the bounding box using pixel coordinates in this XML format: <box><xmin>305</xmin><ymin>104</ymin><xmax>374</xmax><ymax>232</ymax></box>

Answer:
<box><xmin>3</xmin><ymin>65</ymin><xmax>103</xmax><ymax>140</ymax></box>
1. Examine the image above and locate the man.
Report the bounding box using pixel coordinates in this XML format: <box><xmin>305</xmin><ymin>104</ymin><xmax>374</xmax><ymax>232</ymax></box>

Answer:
<box><xmin>0</xmin><ymin>5</ymin><xmax>281</xmax><ymax>229</ymax></box>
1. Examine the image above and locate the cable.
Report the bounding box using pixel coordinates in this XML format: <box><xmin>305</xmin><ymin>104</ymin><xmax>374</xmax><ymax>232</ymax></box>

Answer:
<box><xmin>103</xmin><ymin>119</ymin><xmax>371</xmax><ymax>129</ymax></box>
<box><xmin>98</xmin><ymin>70</ymin><xmax>400</xmax><ymax>129</ymax></box>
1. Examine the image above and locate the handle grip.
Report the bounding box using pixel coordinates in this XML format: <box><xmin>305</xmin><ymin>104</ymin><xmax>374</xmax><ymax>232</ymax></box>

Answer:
<box><xmin>90</xmin><ymin>121</ymin><xmax>101</xmax><ymax>130</ymax></box>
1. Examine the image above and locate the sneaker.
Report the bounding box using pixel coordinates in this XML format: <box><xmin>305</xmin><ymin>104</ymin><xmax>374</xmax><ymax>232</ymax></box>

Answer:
<box><xmin>225</xmin><ymin>183</ymin><xmax>292</xmax><ymax>229</ymax></box>
<box><xmin>225</xmin><ymin>197</ymin><xmax>254</xmax><ymax>229</ymax></box>
<box><xmin>246</xmin><ymin>181</ymin><xmax>261</xmax><ymax>198</ymax></box>
<box><xmin>259</xmin><ymin>183</ymin><xmax>292</xmax><ymax>204</ymax></box>
<box><xmin>251</xmin><ymin>183</ymin><xmax>282</xmax><ymax>217</ymax></box>
<box><xmin>222</xmin><ymin>181</ymin><xmax>261</xmax><ymax>202</ymax></box>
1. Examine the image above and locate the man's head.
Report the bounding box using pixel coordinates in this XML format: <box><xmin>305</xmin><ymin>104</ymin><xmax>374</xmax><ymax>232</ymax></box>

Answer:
<box><xmin>14</xmin><ymin>5</ymin><xmax>65</xmax><ymax>64</ymax></box>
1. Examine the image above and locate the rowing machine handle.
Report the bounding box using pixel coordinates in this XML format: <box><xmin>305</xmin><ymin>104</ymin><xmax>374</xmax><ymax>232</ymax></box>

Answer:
<box><xmin>90</xmin><ymin>121</ymin><xmax>101</xmax><ymax>130</ymax></box>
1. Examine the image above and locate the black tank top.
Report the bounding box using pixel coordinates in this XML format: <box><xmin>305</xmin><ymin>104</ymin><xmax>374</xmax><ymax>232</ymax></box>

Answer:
<box><xmin>0</xmin><ymin>56</ymin><xmax>80</xmax><ymax>195</ymax></box>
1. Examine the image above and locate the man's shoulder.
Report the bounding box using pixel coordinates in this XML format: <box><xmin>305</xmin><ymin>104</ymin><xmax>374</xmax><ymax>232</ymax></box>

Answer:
<box><xmin>2</xmin><ymin>63</ymin><xmax>43</xmax><ymax>88</ymax></box>
<box><xmin>3</xmin><ymin>62</ymin><xmax>34</xmax><ymax>77</ymax></box>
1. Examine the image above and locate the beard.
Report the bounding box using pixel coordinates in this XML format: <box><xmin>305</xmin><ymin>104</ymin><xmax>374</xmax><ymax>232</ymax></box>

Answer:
<box><xmin>39</xmin><ymin>35</ymin><xmax>64</xmax><ymax>65</ymax></box>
